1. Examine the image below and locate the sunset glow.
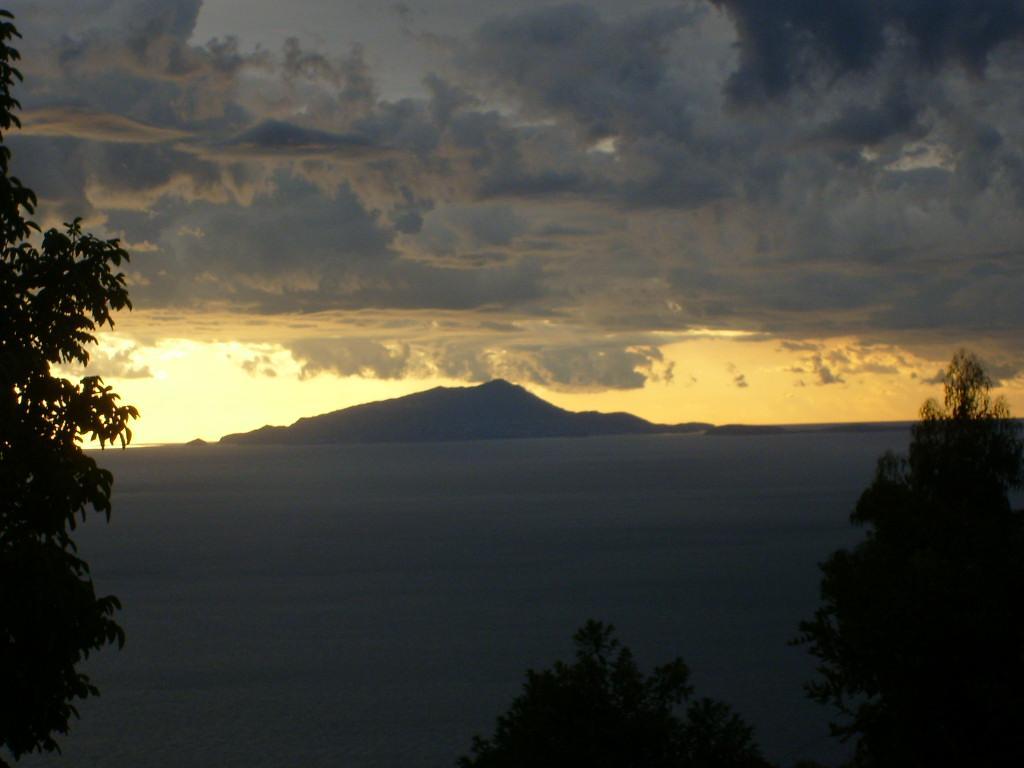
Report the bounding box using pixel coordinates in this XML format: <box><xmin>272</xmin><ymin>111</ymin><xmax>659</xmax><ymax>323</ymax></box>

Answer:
<box><xmin>74</xmin><ymin>325</ymin><xmax>1024</xmax><ymax>445</ymax></box>
<box><xmin>8</xmin><ymin>0</ymin><xmax>1024</xmax><ymax>444</ymax></box>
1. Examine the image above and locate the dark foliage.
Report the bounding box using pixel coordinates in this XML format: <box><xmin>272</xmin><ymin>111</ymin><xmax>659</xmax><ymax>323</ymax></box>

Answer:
<box><xmin>795</xmin><ymin>351</ymin><xmax>1024</xmax><ymax>767</ymax></box>
<box><xmin>459</xmin><ymin>620</ymin><xmax>771</xmax><ymax>768</ymax></box>
<box><xmin>0</xmin><ymin>10</ymin><xmax>136</xmax><ymax>765</ymax></box>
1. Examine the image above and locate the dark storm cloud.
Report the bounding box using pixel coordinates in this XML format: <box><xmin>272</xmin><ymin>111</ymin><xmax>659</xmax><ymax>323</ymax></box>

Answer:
<box><xmin>416</xmin><ymin>205</ymin><xmax>529</xmax><ymax>255</ymax></box>
<box><xmin>5</xmin><ymin>6</ymin><xmax>554</xmax><ymax>314</ymax></box>
<box><xmin>616</xmin><ymin>138</ymin><xmax>729</xmax><ymax>209</ymax></box>
<box><xmin>458</xmin><ymin>17</ymin><xmax>737</xmax><ymax>208</ymax></box>
<box><xmin>4</xmin><ymin>0</ymin><xmax>1024</xmax><ymax>386</ymax></box>
<box><xmin>711</xmin><ymin>0</ymin><xmax>1024</xmax><ymax>103</ymax></box>
<box><xmin>7</xmin><ymin>132</ymin><xmax>238</xmax><ymax>222</ymax></box>
<box><xmin>211</xmin><ymin>120</ymin><xmax>380</xmax><ymax>157</ymax></box>
<box><xmin>13</xmin><ymin>0</ymin><xmax>247</xmax><ymax>126</ymax></box>
<box><xmin>5</xmin><ymin>135</ymin><xmax>91</xmax><ymax>219</ymax></box>
<box><xmin>125</xmin><ymin>175</ymin><xmax>544</xmax><ymax>314</ymax></box>
<box><xmin>5</xmin><ymin>0</ymin><xmax>268</xmax><ymax>216</ymax></box>
<box><xmin>388</xmin><ymin>186</ymin><xmax>435</xmax><ymax>235</ymax></box>
<box><xmin>478</xmin><ymin>168</ymin><xmax>590</xmax><ymax>201</ymax></box>
<box><xmin>467</xmin><ymin>4</ymin><xmax>700</xmax><ymax>141</ymax></box>
<box><xmin>811</xmin><ymin>83</ymin><xmax>925</xmax><ymax>148</ymax></box>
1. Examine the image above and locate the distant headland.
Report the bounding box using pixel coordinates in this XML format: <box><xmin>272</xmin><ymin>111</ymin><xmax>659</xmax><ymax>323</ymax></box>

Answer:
<box><xmin>214</xmin><ymin>379</ymin><xmax>915</xmax><ymax>446</ymax></box>
<box><xmin>219</xmin><ymin>379</ymin><xmax>712</xmax><ymax>445</ymax></box>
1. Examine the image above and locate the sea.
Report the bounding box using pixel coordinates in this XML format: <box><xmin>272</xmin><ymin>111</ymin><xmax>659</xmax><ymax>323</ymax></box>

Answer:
<box><xmin>17</xmin><ymin>430</ymin><xmax>947</xmax><ymax>767</ymax></box>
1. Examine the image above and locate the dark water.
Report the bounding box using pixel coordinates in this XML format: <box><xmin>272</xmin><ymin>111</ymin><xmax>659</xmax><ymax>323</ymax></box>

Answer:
<box><xmin>19</xmin><ymin>432</ymin><xmax>921</xmax><ymax>767</ymax></box>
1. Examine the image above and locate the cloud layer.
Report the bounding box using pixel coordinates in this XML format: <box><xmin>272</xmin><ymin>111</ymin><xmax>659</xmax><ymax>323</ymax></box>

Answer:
<box><xmin>7</xmin><ymin>0</ymin><xmax>1024</xmax><ymax>387</ymax></box>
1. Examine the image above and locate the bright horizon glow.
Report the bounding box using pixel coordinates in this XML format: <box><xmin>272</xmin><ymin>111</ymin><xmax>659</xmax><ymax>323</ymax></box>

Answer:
<box><xmin>68</xmin><ymin>331</ymin><xmax>1024</xmax><ymax>446</ymax></box>
<box><xmin>12</xmin><ymin>2</ymin><xmax>1024</xmax><ymax>449</ymax></box>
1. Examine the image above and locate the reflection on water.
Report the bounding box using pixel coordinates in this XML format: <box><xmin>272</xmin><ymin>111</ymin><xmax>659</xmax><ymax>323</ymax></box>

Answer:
<box><xmin>23</xmin><ymin>432</ymin><xmax>919</xmax><ymax>767</ymax></box>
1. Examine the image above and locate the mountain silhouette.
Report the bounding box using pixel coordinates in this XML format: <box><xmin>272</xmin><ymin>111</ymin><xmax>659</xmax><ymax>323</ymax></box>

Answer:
<box><xmin>220</xmin><ymin>379</ymin><xmax>711</xmax><ymax>445</ymax></box>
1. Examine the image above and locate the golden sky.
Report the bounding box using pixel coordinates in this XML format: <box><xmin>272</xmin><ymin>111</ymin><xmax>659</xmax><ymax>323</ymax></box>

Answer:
<box><xmin>71</xmin><ymin>321</ymin><xmax>1024</xmax><ymax>445</ymax></box>
<box><xmin>10</xmin><ymin>1</ymin><xmax>1024</xmax><ymax>444</ymax></box>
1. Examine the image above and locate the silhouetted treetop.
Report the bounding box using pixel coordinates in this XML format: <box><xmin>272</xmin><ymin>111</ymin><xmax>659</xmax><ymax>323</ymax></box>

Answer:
<box><xmin>796</xmin><ymin>350</ymin><xmax>1024</xmax><ymax>768</ymax></box>
<box><xmin>459</xmin><ymin>620</ymin><xmax>771</xmax><ymax>768</ymax></box>
<box><xmin>0</xmin><ymin>9</ymin><xmax>136</xmax><ymax>765</ymax></box>
<box><xmin>905</xmin><ymin>349</ymin><xmax>1022</xmax><ymax>509</ymax></box>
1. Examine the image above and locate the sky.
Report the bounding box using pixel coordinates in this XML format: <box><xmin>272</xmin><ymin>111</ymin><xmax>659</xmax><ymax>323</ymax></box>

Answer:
<box><xmin>6</xmin><ymin>0</ymin><xmax>1024</xmax><ymax>443</ymax></box>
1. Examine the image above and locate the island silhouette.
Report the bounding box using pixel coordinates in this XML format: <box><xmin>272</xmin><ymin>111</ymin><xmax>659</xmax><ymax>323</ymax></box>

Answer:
<box><xmin>219</xmin><ymin>379</ymin><xmax>712</xmax><ymax>445</ymax></box>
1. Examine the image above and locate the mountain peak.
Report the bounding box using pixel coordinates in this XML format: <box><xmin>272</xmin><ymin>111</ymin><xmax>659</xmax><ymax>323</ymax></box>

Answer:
<box><xmin>221</xmin><ymin>381</ymin><xmax>712</xmax><ymax>445</ymax></box>
<box><xmin>475</xmin><ymin>378</ymin><xmax>530</xmax><ymax>395</ymax></box>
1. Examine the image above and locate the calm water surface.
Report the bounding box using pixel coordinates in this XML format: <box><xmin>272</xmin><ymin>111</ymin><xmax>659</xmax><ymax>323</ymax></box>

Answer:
<box><xmin>21</xmin><ymin>432</ymin><xmax>923</xmax><ymax>767</ymax></box>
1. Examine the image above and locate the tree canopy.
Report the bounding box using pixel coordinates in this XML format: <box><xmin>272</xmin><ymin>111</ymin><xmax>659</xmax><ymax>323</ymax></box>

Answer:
<box><xmin>0</xmin><ymin>10</ymin><xmax>137</xmax><ymax>764</ymax></box>
<box><xmin>795</xmin><ymin>350</ymin><xmax>1024</xmax><ymax>767</ymax></box>
<box><xmin>459</xmin><ymin>620</ymin><xmax>771</xmax><ymax>768</ymax></box>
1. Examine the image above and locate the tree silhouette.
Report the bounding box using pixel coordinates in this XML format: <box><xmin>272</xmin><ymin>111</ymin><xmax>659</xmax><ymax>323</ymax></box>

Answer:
<box><xmin>458</xmin><ymin>620</ymin><xmax>771</xmax><ymax>768</ymax></box>
<box><xmin>0</xmin><ymin>11</ymin><xmax>137</xmax><ymax>764</ymax></box>
<box><xmin>795</xmin><ymin>351</ymin><xmax>1024</xmax><ymax>767</ymax></box>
